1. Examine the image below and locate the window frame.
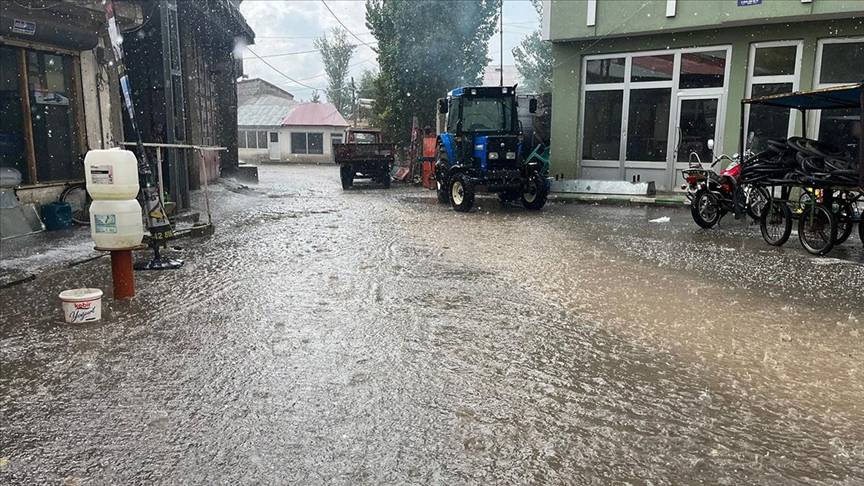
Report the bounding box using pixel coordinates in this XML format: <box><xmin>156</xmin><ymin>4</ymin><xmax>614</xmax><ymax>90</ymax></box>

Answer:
<box><xmin>1</xmin><ymin>44</ymin><xmax>85</xmax><ymax>184</ymax></box>
<box><xmin>307</xmin><ymin>132</ymin><xmax>324</xmax><ymax>155</ymax></box>
<box><xmin>744</xmin><ymin>40</ymin><xmax>803</xmax><ymax>149</ymax></box>
<box><xmin>579</xmin><ymin>45</ymin><xmax>732</xmax><ymax>184</ymax></box>
<box><xmin>812</xmin><ymin>36</ymin><xmax>864</xmax><ymax>138</ymax></box>
<box><xmin>238</xmin><ymin>129</ymin><xmax>247</xmax><ymax>148</ymax></box>
<box><xmin>291</xmin><ymin>132</ymin><xmax>308</xmax><ymax>154</ymax></box>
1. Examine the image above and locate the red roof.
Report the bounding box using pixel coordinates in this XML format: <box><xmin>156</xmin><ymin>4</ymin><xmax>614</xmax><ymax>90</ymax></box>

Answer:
<box><xmin>281</xmin><ymin>102</ymin><xmax>349</xmax><ymax>127</ymax></box>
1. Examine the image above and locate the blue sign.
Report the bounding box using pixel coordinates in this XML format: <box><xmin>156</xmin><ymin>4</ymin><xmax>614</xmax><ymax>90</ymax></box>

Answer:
<box><xmin>737</xmin><ymin>0</ymin><xmax>762</xmax><ymax>6</ymax></box>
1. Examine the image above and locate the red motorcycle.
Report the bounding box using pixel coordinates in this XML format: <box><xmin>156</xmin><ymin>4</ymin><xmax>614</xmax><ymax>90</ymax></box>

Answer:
<box><xmin>682</xmin><ymin>143</ymin><xmax>769</xmax><ymax>229</ymax></box>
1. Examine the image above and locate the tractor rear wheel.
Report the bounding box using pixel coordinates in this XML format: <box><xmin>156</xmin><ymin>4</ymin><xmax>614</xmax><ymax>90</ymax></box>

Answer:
<box><xmin>435</xmin><ymin>148</ymin><xmax>449</xmax><ymax>204</ymax></box>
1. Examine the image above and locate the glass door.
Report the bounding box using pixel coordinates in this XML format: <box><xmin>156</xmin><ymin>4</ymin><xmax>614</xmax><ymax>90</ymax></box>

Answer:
<box><xmin>673</xmin><ymin>95</ymin><xmax>720</xmax><ymax>189</ymax></box>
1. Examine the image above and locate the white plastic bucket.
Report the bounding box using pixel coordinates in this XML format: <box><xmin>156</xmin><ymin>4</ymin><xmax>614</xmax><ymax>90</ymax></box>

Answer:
<box><xmin>59</xmin><ymin>288</ymin><xmax>103</xmax><ymax>323</ymax></box>
<box><xmin>84</xmin><ymin>149</ymin><xmax>140</xmax><ymax>200</ymax></box>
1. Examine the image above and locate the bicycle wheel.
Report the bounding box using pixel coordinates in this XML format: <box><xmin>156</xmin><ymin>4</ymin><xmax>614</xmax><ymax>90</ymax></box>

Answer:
<box><xmin>798</xmin><ymin>205</ymin><xmax>836</xmax><ymax>256</ymax></box>
<box><xmin>59</xmin><ymin>184</ymin><xmax>91</xmax><ymax>225</ymax></box>
<box><xmin>760</xmin><ymin>198</ymin><xmax>792</xmax><ymax>246</ymax></box>
<box><xmin>833</xmin><ymin>201</ymin><xmax>854</xmax><ymax>245</ymax></box>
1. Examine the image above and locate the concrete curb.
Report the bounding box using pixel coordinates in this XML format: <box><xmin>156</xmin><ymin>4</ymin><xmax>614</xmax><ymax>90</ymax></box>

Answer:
<box><xmin>549</xmin><ymin>193</ymin><xmax>687</xmax><ymax>208</ymax></box>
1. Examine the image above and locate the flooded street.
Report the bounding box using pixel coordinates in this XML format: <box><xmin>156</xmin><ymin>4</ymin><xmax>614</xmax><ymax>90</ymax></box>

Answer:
<box><xmin>2</xmin><ymin>165</ymin><xmax>863</xmax><ymax>484</ymax></box>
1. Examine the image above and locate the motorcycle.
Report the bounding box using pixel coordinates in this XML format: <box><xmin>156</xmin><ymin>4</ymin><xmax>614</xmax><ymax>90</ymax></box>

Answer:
<box><xmin>681</xmin><ymin>140</ymin><xmax>769</xmax><ymax>229</ymax></box>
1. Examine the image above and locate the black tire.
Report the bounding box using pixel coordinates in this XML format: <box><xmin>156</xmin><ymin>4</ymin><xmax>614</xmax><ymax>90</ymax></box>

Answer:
<box><xmin>859</xmin><ymin>219</ymin><xmax>864</xmax><ymax>246</ymax></box>
<box><xmin>59</xmin><ymin>184</ymin><xmax>91</xmax><ymax>225</ymax></box>
<box><xmin>521</xmin><ymin>173</ymin><xmax>548</xmax><ymax>210</ymax></box>
<box><xmin>833</xmin><ymin>201</ymin><xmax>853</xmax><ymax>245</ymax></box>
<box><xmin>746</xmin><ymin>186</ymin><xmax>770</xmax><ymax>221</ymax></box>
<box><xmin>690</xmin><ymin>189</ymin><xmax>721</xmax><ymax>229</ymax></box>
<box><xmin>435</xmin><ymin>148</ymin><xmax>449</xmax><ymax>204</ymax></box>
<box><xmin>340</xmin><ymin>165</ymin><xmax>353</xmax><ymax>190</ymax></box>
<box><xmin>449</xmin><ymin>173</ymin><xmax>474</xmax><ymax>212</ymax></box>
<box><xmin>760</xmin><ymin>199</ymin><xmax>792</xmax><ymax>246</ymax></box>
<box><xmin>798</xmin><ymin>205</ymin><xmax>837</xmax><ymax>256</ymax></box>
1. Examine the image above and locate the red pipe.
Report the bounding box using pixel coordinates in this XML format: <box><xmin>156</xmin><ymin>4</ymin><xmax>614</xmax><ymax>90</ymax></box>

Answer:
<box><xmin>110</xmin><ymin>250</ymin><xmax>135</xmax><ymax>299</ymax></box>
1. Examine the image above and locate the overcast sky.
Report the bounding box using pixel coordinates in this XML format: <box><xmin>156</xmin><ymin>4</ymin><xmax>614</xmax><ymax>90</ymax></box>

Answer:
<box><xmin>239</xmin><ymin>0</ymin><xmax>540</xmax><ymax>102</ymax></box>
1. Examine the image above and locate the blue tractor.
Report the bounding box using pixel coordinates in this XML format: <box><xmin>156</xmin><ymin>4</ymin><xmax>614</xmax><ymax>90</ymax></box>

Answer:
<box><xmin>435</xmin><ymin>85</ymin><xmax>549</xmax><ymax>212</ymax></box>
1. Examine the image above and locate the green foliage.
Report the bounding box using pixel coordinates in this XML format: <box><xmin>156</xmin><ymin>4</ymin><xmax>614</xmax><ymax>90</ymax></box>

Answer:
<box><xmin>512</xmin><ymin>0</ymin><xmax>551</xmax><ymax>94</ymax></box>
<box><xmin>314</xmin><ymin>28</ymin><xmax>356</xmax><ymax>115</ymax></box>
<box><xmin>366</xmin><ymin>0</ymin><xmax>500</xmax><ymax>144</ymax></box>
<box><xmin>311</xmin><ymin>90</ymin><xmax>321</xmax><ymax>103</ymax></box>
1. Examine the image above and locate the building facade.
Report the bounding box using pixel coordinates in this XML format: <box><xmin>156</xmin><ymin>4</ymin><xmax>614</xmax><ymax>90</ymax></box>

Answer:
<box><xmin>544</xmin><ymin>0</ymin><xmax>864</xmax><ymax>191</ymax></box>
<box><xmin>0</xmin><ymin>0</ymin><xmax>253</xmax><ymax>209</ymax></box>
<box><xmin>237</xmin><ymin>79</ymin><xmax>349</xmax><ymax>163</ymax></box>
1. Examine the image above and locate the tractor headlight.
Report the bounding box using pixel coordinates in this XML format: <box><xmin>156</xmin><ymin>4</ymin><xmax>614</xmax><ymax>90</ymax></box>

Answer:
<box><xmin>488</xmin><ymin>152</ymin><xmax>499</xmax><ymax>160</ymax></box>
<box><xmin>505</xmin><ymin>152</ymin><xmax>516</xmax><ymax>160</ymax></box>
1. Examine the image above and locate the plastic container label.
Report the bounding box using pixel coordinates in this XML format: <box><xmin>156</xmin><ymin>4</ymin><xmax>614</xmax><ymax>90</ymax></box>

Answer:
<box><xmin>90</xmin><ymin>165</ymin><xmax>114</xmax><ymax>184</ymax></box>
<box><xmin>94</xmin><ymin>214</ymin><xmax>117</xmax><ymax>233</ymax></box>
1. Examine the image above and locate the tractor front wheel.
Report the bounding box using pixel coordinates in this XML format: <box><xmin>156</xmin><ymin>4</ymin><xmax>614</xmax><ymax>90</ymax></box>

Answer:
<box><xmin>450</xmin><ymin>173</ymin><xmax>474</xmax><ymax>212</ymax></box>
<box><xmin>521</xmin><ymin>173</ymin><xmax>548</xmax><ymax>210</ymax></box>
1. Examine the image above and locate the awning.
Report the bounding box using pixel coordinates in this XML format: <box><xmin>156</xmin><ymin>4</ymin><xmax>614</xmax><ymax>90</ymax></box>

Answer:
<box><xmin>742</xmin><ymin>82</ymin><xmax>864</xmax><ymax>110</ymax></box>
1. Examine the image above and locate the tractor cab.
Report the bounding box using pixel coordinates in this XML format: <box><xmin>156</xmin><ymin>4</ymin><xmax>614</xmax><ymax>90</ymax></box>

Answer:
<box><xmin>435</xmin><ymin>86</ymin><xmax>546</xmax><ymax>212</ymax></box>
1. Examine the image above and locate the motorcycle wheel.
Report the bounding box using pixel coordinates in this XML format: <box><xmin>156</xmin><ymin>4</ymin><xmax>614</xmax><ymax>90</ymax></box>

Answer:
<box><xmin>760</xmin><ymin>198</ymin><xmax>792</xmax><ymax>247</ymax></box>
<box><xmin>746</xmin><ymin>186</ymin><xmax>770</xmax><ymax>221</ymax></box>
<box><xmin>691</xmin><ymin>189</ymin><xmax>721</xmax><ymax>229</ymax></box>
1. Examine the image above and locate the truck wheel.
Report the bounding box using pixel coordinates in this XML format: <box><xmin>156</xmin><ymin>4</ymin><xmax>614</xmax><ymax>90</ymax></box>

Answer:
<box><xmin>436</xmin><ymin>177</ymin><xmax>449</xmax><ymax>203</ymax></box>
<box><xmin>382</xmin><ymin>171</ymin><xmax>391</xmax><ymax>189</ymax></box>
<box><xmin>340</xmin><ymin>165</ymin><xmax>353</xmax><ymax>190</ymax></box>
<box><xmin>521</xmin><ymin>173</ymin><xmax>548</xmax><ymax>210</ymax></box>
<box><xmin>450</xmin><ymin>173</ymin><xmax>474</xmax><ymax>212</ymax></box>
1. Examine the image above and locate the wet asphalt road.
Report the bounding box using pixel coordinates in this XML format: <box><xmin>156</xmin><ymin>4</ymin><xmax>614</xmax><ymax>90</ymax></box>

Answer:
<box><xmin>1</xmin><ymin>164</ymin><xmax>863</xmax><ymax>485</ymax></box>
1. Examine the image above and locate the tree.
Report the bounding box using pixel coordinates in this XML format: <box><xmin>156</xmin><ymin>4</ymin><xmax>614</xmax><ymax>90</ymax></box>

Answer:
<box><xmin>366</xmin><ymin>0</ymin><xmax>500</xmax><ymax>144</ymax></box>
<box><xmin>314</xmin><ymin>28</ymin><xmax>355</xmax><ymax>115</ymax></box>
<box><xmin>311</xmin><ymin>90</ymin><xmax>321</xmax><ymax>103</ymax></box>
<box><xmin>512</xmin><ymin>0</ymin><xmax>551</xmax><ymax>94</ymax></box>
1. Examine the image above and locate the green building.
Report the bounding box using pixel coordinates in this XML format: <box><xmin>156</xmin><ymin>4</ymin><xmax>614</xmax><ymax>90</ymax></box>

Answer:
<box><xmin>543</xmin><ymin>0</ymin><xmax>864</xmax><ymax>191</ymax></box>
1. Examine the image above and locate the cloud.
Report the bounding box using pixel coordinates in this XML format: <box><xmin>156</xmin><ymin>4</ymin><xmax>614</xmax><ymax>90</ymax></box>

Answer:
<box><xmin>239</xmin><ymin>0</ymin><xmax>540</xmax><ymax>101</ymax></box>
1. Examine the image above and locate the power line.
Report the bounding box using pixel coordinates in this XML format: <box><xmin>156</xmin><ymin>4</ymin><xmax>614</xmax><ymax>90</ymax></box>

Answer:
<box><xmin>245</xmin><ymin>46</ymin><xmax>320</xmax><ymax>91</ymax></box>
<box><xmin>320</xmin><ymin>0</ymin><xmax>376</xmax><ymax>48</ymax></box>
<box><xmin>242</xmin><ymin>48</ymin><xmax>321</xmax><ymax>60</ymax></box>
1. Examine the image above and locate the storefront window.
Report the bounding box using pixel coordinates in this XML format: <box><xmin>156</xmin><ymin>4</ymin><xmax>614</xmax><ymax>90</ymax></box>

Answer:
<box><xmin>582</xmin><ymin>90</ymin><xmax>623</xmax><ymax>160</ymax></box>
<box><xmin>0</xmin><ymin>46</ymin><xmax>83</xmax><ymax>184</ymax></box>
<box><xmin>819</xmin><ymin>42</ymin><xmax>864</xmax><ymax>84</ymax></box>
<box><xmin>0</xmin><ymin>47</ymin><xmax>26</xmax><ymax>179</ymax></box>
<box><xmin>631</xmin><ymin>55</ymin><xmax>674</xmax><ymax>83</ymax></box>
<box><xmin>748</xmin><ymin>83</ymin><xmax>794</xmax><ymax>152</ymax></box>
<box><xmin>27</xmin><ymin>51</ymin><xmax>81</xmax><ymax>182</ymax></box>
<box><xmin>817</xmin><ymin>40</ymin><xmax>863</xmax><ymax>158</ymax></box>
<box><xmin>679</xmin><ymin>50</ymin><xmax>726</xmax><ymax>89</ymax></box>
<box><xmin>257</xmin><ymin>130</ymin><xmax>267</xmax><ymax>148</ymax></box>
<box><xmin>238</xmin><ymin>130</ymin><xmax>247</xmax><ymax>148</ymax></box>
<box><xmin>626</xmin><ymin>88</ymin><xmax>670</xmax><ymax>161</ymax></box>
<box><xmin>586</xmin><ymin>58</ymin><xmax>625</xmax><ymax>84</ymax></box>
<box><xmin>753</xmin><ymin>46</ymin><xmax>797</xmax><ymax>76</ymax></box>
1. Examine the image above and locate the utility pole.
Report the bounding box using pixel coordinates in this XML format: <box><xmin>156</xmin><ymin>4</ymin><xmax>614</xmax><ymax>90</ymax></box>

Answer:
<box><xmin>351</xmin><ymin>76</ymin><xmax>358</xmax><ymax>127</ymax></box>
<box><xmin>499</xmin><ymin>0</ymin><xmax>504</xmax><ymax>87</ymax></box>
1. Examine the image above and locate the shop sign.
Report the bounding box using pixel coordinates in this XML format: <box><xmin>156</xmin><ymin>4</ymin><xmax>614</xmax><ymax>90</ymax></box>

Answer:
<box><xmin>737</xmin><ymin>0</ymin><xmax>762</xmax><ymax>6</ymax></box>
<box><xmin>12</xmin><ymin>19</ymin><xmax>36</xmax><ymax>36</ymax></box>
